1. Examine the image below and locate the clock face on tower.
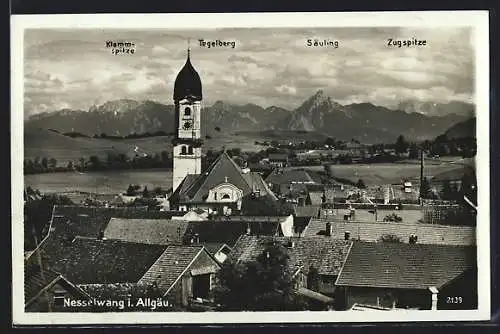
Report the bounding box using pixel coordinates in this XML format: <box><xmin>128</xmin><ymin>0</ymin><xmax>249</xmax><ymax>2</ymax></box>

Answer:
<box><xmin>183</xmin><ymin>121</ymin><xmax>193</xmax><ymax>130</ymax></box>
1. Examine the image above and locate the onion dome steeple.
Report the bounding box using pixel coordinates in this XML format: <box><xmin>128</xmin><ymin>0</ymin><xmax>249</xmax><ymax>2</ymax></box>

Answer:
<box><xmin>173</xmin><ymin>46</ymin><xmax>202</xmax><ymax>101</ymax></box>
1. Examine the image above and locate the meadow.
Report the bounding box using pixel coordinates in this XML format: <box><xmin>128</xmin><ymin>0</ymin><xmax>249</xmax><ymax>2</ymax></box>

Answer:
<box><xmin>25</xmin><ymin>169</ymin><xmax>173</xmax><ymax>196</ymax></box>
<box><xmin>325</xmin><ymin>161</ymin><xmax>470</xmax><ymax>185</ymax></box>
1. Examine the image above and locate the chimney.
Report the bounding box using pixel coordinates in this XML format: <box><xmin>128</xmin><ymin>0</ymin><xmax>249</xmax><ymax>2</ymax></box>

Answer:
<box><xmin>429</xmin><ymin>286</ymin><xmax>439</xmax><ymax>310</ymax></box>
<box><xmin>246</xmin><ymin>223</ymin><xmax>251</xmax><ymax>235</ymax></box>
<box><xmin>344</xmin><ymin>231</ymin><xmax>350</xmax><ymax>240</ymax></box>
<box><xmin>325</xmin><ymin>222</ymin><xmax>332</xmax><ymax>237</ymax></box>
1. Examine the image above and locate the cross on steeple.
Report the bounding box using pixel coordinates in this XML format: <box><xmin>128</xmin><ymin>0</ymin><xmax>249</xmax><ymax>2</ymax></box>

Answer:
<box><xmin>187</xmin><ymin>38</ymin><xmax>191</xmax><ymax>58</ymax></box>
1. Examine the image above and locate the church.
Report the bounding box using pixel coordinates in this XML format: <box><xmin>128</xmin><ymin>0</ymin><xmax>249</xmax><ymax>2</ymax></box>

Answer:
<box><xmin>168</xmin><ymin>48</ymin><xmax>281</xmax><ymax>216</ymax></box>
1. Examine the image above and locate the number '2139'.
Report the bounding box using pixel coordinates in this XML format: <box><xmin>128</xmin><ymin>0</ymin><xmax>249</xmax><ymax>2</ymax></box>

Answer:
<box><xmin>446</xmin><ymin>296</ymin><xmax>463</xmax><ymax>304</ymax></box>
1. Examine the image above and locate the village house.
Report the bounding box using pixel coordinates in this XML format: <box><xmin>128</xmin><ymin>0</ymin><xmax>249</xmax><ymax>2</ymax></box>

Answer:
<box><xmin>335</xmin><ymin>241</ymin><xmax>477</xmax><ymax>310</ymax></box>
<box><xmin>26</xmin><ymin>237</ymin><xmax>221</xmax><ymax>311</ymax></box>
<box><xmin>266</xmin><ymin>153</ymin><xmax>289</xmax><ymax>168</ymax></box>
<box><xmin>25</xmin><ymin>262</ymin><xmax>92</xmax><ymax>312</ymax></box>
<box><xmin>229</xmin><ymin>235</ymin><xmax>352</xmax><ymax>309</ymax></box>
<box><xmin>303</xmin><ymin>219</ymin><xmax>476</xmax><ymax>246</ymax></box>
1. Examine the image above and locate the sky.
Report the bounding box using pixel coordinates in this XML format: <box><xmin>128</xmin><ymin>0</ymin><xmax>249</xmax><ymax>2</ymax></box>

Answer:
<box><xmin>23</xmin><ymin>27</ymin><xmax>475</xmax><ymax>117</ymax></box>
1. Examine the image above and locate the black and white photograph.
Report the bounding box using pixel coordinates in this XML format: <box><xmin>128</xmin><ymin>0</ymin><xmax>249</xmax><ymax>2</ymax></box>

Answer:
<box><xmin>11</xmin><ymin>11</ymin><xmax>490</xmax><ymax>324</ymax></box>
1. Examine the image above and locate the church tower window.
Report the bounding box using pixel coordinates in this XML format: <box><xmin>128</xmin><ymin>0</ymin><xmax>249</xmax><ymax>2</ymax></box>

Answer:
<box><xmin>184</xmin><ymin>107</ymin><xmax>191</xmax><ymax>116</ymax></box>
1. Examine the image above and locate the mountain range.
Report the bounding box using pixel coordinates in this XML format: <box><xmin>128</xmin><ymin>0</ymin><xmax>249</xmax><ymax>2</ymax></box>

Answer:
<box><xmin>25</xmin><ymin>90</ymin><xmax>475</xmax><ymax>144</ymax></box>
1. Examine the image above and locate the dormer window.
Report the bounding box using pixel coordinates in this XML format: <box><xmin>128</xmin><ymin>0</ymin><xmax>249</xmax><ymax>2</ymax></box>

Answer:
<box><xmin>188</xmin><ymin>146</ymin><xmax>193</xmax><ymax>155</ymax></box>
<box><xmin>181</xmin><ymin>146</ymin><xmax>187</xmax><ymax>155</ymax></box>
<box><xmin>184</xmin><ymin>107</ymin><xmax>191</xmax><ymax>116</ymax></box>
<box><xmin>221</xmin><ymin>194</ymin><xmax>230</xmax><ymax>200</ymax></box>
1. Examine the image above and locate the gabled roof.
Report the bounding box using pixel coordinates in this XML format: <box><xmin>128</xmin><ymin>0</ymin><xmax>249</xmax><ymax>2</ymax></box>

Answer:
<box><xmin>303</xmin><ymin>219</ymin><xmax>475</xmax><ymax>246</ymax></box>
<box><xmin>27</xmin><ymin>238</ymin><xmax>168</xmax><ymax>284</ymax></box>
<box><xmin>229</xmin><ymin>235</ymin><xmax>352</xmax><ymax>276</ymax></box>
<box><xmin>43</xmin><ymin>205</ymin><xmax>184</xmax><ymax>241</ymax></box>
<box><xmin>175</xmin><ymin>152</ymin><xmax>271</xmax><ymax>203</ymax></box>
<box><xmin>335</xmin><ymin>241</ymin><xmax>476</xmax><ymax>289</ymax></box>
<box><xmin>139</xmin><ymin>245</ymin><xmax>219</xmax><ymax>294</ymax></box>
<box><xmin>104</xmin><ymin>218</ymin><xmax>189</xmax><ymax>245</ymax></box>
<box><xmin>294</xmin><ymin>205</ymin><xmax>320</xmax><ymax>218</ymax></box>
<box><xmin>25</xmin><ymin>264</ymin><xmax>92</xmax><ymax>308</ymax></box>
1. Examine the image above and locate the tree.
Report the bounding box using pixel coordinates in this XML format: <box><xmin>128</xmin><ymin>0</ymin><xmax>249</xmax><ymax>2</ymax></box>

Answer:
<box><xmin>48</xmin><ymin>158</ymin><xmax>57</xmax><ymax>169</ymax></box>
<box><xmin>419</xmin><ymin>177</ymin><xmax>433</xmax><ymax>199</ymax></box>
<box><xmin>383</xmin><ymin>213</ymin><xmax>403</xmax><ymax>222</ymax></box>
<box><xmin>408</xmin><ymin>143</ymin><xmax>419</xmax><ymax>160</ymax></box>
<box><xmin>67</xmin><ymin>161</ymin><xmax>74</xmax><ymax>170</ymax></box>
<box><xmin>41</xmin><ymin>157</ymin><xmax>48</xmax><ymax>169</ymax></box>
<box><xmin>394</xmin><ymin>135</ymin><xmax>409</xmax><ymax>155</ymax></box>
<box><xmin>24</xmin><ymin>193</ymin><xmax>74</xmax><ymax>251</ymax></box>
<box><xmin>213</xmin><ymin>242</ymin><xmax>307</xmax><ymax>311</ymax></box>
<box><xmin>379</xmin><ymin>234</ymin><xmax>402</xmax><ymax>243</ymax></box>
<box><xmin>356</xmin><ymin>179</ymin><xmax>366</xmax><ymax>189</ymax></box>
<box><xmin>142</xmin><ymin>186</ymin><xmax>149</xmax><ymax>198</ymax></box>
<box><xmin>440</xmin><ymin>179</ymin><xmax>453</xmax><ymax>200</ymax></box>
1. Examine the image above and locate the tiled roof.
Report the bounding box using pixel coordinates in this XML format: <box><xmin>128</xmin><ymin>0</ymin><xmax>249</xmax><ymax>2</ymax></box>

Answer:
<box><xmin>139</xmin><ymin>245</ymin><xmax>206</xmax><ymax>293</ymax></box>
<box><xmin>336</xmin><ymin>241</ymin><xmax>476</xmax><ymax>289</ymax></box>
<box><xmin>25</xmin><ymin>262</ymin><xmax>62</xmax><ymax>305</ymax></box>
<box><xmin>294</xmin><ymin>205</ymin><xmax>320</xmax><ymax>218</ymax></box>
<box><xmin>307</xmin><ymin>192</ymin><xmax>324</xmax><ymax>205</ymax></box>
<box><xmin>304</xmin><ymin>219</ymin><xmax>475</xmax><ymax>246</ymax></box>
<box><xmin>47</xmin><ymin>205</ymin><xmax>183</xmax><ymax>240</ymax></box>
<box><xmin>27</xmin><ymin>238</ymin><xmax>167</xmax><ymax>284</ymax></box>
<box><xmin>104</xmin><ymin>218</ymin><xmax>189</xmax><ymax>245</ymax></box>
<box><xmin>230</xmin><ymin>235</ymin><xmax>352</xmax><ymax>276</ymax></box>
<box><xmin>184</xmin><ymin>220</ymin><xmax>280</xmax><ymax>247</ymax></box>
<box><xmin>178</xmin><ymin>152</ymin><xmax>254</xmax><ymax>202</ymax></box>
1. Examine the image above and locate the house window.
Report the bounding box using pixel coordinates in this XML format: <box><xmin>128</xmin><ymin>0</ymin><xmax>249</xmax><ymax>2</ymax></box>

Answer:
<box><xmin>188</xmin><ymin>146</ymin><xmax>193</xmax><ymax>155</ymax></box>
<box><xmin>214</xmin><ymin>192</ymin><xmax>217</xmax><ymax>200</ymax></box>
<box><xmin>192</xmin><ymin>274</ymin><xmax>211</xmax><ymax>299</ymax></box>
<box><xmin>53</xmin><ymin>289</ymin><xmax>66</xmax><ymax>307</ymax></box>
<box><xmin>181</xmin><ymin>146</ymin><xmax>187</xmax><ymax>155</ymax></box>
<box><xmin>184</xmin><ymin>107</ymin><xmax>191</xmax><ymax>116</ymax></box>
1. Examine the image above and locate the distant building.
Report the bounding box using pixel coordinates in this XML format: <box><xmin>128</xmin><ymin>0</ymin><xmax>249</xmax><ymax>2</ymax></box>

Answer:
<box><xmin>267</xmin><ymin>153</ymin><xmax>289</xmax><ymax>168</ymax></box>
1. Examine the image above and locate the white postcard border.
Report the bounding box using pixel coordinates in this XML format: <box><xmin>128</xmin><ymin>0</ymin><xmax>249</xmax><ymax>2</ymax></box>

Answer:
<box><xmin>11</xmin><ymin>11</ymin><xmax>491</xmax><ymax>325</ymax></box>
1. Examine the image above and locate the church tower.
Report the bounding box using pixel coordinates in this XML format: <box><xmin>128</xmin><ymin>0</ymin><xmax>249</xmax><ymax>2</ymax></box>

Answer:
<box><xmin>172</xmin><ymin>47</ymin><xmax>203</xmax><ymax>192</ymax></box>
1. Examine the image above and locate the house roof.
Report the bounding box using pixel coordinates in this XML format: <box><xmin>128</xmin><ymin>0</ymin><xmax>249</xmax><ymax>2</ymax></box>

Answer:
<box><xmin>138</xmin><ymin>245</ymin><xmax>217</xmax><ymax>293</ymax></box>
<box><xmin>303</xmin><ymin>219</ymin><xmax>475</xmax><ymax>246</ymax></box>
<box><xmin>104</xmin><ymin>218</ymin><xmax>188</xmax><ymax>245</ymax></box>
<box><xmin>335</xmin><ymin>241</ymin><xmax>476</xmax><ymax>289</ymax></box>
<box><xmin>28</xmin><ymin>238</ymin><xmax>168</xmax><ymax>284</ymax></box>
<box><xmin>294</xmin><ymin>205</ymin><xmax>320</xmax><ymax>218</ymax></box>
<box><xmin>24</xmin><ymin>262</ymin><xmax>64</xmax><ymax>305</ymax></box>
<box><xmin>296</xmin><ymin>287</ymin><xmax>334</xmax><ymax>304</ymax></box>
<box><xmin>174</xmin><ymin>152</ymin><xmax>275</xmax><ymax>203</ymax></box>
<box><xmin>266</xmin><ymin>169</ymin><xmax>316</xmax><ymax>186</ymax></box>
<box><xmin>230</xmin><ymin>235</ymin><xmax>352</xmax><ymax>276</ymax></box>
<box><xmin>45</xmin><ymin>205</ymin><xmax>183</xmax><ymax>241</ymax></box>
<box><xmin>184</xmin><ymin>220</ymin><xmax>281</xmax><ymax>247</ymax></box>
<box><xmin>268</xmin><ymin>153</ymin><xmax>289</xmax><ymax>161</ymax></box>
<box><xmin>307</xmin><ymin>192</ymin><xmax>324</xmax><ymax>205</ymax></box>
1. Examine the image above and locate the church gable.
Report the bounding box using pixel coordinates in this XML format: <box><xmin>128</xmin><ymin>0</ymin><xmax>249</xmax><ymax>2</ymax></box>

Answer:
<box><xmin>180</xmin><ymin>152</ymin><xmax>253</xmax><ymax>203</ymax></box>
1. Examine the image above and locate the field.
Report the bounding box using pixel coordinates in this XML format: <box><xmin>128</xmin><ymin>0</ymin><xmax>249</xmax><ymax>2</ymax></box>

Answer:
<box><xmin>25</xmin><ymin>169</ymin><xmax>173</xmax><ymax>196</ymax></box>
<box><xmin>24</xmin><ymin>128</ymin><xmax>267</xmax><ymax>165</ymax></box>
<box><xmin>326</xmin><ymin>161</ymin><xmax>471</xmax><ymax>185</ymax></box>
